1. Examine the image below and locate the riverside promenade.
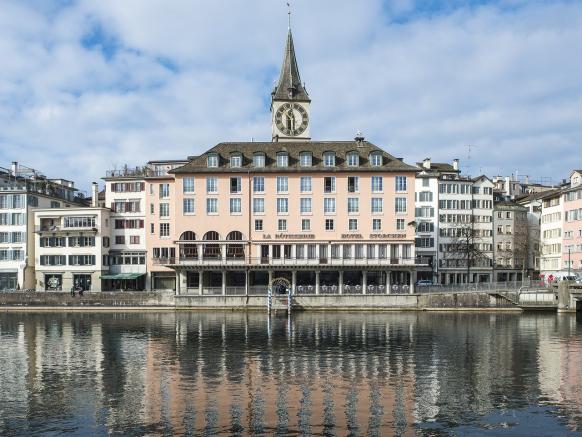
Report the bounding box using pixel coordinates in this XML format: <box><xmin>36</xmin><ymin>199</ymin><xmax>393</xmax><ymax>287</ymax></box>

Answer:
<box><xmin>0</xmin><ymin>282</ymin><xmax>569</xmax><ymax>312</ymax></box>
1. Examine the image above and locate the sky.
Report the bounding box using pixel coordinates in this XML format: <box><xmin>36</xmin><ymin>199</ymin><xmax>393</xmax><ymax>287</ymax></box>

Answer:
<box><xmin>1</xmin><ymin>0</ymin><xmax>581</xmax><ymax>192</ymax></box>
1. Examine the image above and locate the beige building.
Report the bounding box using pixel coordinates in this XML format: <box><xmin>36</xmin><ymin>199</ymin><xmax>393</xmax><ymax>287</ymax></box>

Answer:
<box><xmin>492</xmin><ymin>198</ymin><xmax>529</xmax><ymax>281</ymax></box>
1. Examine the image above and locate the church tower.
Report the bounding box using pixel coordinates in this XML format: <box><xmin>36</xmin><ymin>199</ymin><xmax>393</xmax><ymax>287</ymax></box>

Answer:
<box><xmin>271</xmin><ymin>23</ymin><xmax>311</xmax><ymax>142</ymax></box>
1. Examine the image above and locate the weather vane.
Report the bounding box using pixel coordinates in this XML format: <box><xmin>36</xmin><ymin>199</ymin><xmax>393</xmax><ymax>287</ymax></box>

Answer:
<box><xmin>287</xmin><ymin>2</ymin><xmax>291</xmax><ymax>29</ymax></box>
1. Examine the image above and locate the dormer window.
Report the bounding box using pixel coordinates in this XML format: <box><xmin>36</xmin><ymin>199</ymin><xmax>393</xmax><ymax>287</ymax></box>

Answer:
<box><xmin>253</xmin><ymin>153</ymin><xmax>265</xmax><ymax>168</ymax></box>
<box><xmin>207</xmin><ymin>153</ymin><xmax>219</xmax><ymax>168</ymax></box>
<box><xmin>323</xmin><ymin>152</ymin><xmax>335</xmax><ymax>167</ymax></box>
<box><xmin>230</xmin><ymin>153</ymin><xmax>242</xmax><ymax>168</ymax></box>
<box><xmin>277</xmin><ymin>152</ymin><xmax>289</xmax><ymax>168</ymax></box>
<box><xmin>347</xmin><ymin>152</ymin><xmax>359</xmax><ymax>167</ymax></box>
<box><xmin>299</xmin><ymin>152</ymin><xmax>312</xmax><ymax>167</ymax></box>
<box><xmin>370</xmin><ymin>152</ymin><xmax>382</xmax><ymax>167</ymax></box>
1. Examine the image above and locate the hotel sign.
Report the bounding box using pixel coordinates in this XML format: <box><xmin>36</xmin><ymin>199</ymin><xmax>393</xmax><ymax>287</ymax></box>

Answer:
<box><xmin>369</xmin><ymin>233</ymin><xmax>406</xmax><ymax>239</ymax></box>
<box><xmin>262</xmin><ymin>234</ymin><xmax>316</xmax><ymax>240</ymax></box>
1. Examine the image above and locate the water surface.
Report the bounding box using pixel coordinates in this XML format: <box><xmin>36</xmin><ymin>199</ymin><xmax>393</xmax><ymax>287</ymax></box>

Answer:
<box><xmin>0</xmin><ymin>311</ymin><xmax>581</xmax><ymax>436</ymax></box>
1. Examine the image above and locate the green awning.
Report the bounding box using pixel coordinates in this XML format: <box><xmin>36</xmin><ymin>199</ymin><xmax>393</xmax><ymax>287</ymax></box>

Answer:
<box><xmin>101</xmin><ymin>273</ymin><xmax>145</xmax><ymax>280</ymax></box>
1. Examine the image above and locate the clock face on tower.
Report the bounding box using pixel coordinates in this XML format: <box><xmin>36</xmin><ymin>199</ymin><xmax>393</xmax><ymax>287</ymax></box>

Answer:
<box><xmin>275</xmin><ymin>103</ymin><xmax>309</xmax><ymax>137</ymax></box>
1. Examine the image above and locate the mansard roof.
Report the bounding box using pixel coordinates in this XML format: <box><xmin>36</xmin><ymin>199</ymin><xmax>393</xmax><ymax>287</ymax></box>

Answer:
<box><xmin>272</xmin><ymin>29</ymin><xmax>310</xmax><ymax>102</ymax></box>
<box><xmin>171</xmin><ymin>141</ymin><xmax>417</xmax><ymax>174</ymax></box>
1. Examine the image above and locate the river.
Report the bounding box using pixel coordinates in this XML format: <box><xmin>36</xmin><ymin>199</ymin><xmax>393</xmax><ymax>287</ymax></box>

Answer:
<box><xmin>0</xmin><ymin>311</ymin><xmax>581</xmax><ymax>436</ymax></box>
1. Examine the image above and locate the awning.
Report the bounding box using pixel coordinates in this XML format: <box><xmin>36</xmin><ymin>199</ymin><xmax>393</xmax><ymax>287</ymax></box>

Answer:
<box><xmin>100</xmin><ymin>273</ymin><xmax>145</xmax><ymax>280</ymax></box>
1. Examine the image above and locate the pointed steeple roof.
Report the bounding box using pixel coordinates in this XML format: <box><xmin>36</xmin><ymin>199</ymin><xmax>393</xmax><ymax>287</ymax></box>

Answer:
<box><xmin>272</xmin><ymin>29</ymin><xmax>310</xmax><ymax>102</ymax></box>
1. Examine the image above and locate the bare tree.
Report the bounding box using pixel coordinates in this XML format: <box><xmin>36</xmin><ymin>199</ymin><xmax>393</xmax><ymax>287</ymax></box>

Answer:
<box><xmin>443</xmin><ymin>221</ymin><xmax>492</xmax><ymax>283</ymax></box>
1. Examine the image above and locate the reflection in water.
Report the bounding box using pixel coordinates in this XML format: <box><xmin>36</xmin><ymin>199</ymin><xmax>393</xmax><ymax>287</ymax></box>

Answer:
<box><xmin>0</xmin><ymin>312</ymin><xmax>581</xmax><ymax>435</ymax></box>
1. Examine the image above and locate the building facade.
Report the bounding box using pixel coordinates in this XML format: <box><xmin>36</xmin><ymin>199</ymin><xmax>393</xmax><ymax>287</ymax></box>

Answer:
<box><xmin>492</xmin><ymin>199</ymin><xmax>529</xmax><ymax>281</ymax></box>
<box><xmin>34</xmin><ymin>207</ymin><xmax>110</xmax><ymax>292</ymax></box>
<box><xmin>540</xmin><ymin>190</ymin><xmax>564</xmax><ymax>276</ymax></box>
<box><xmin>563</xmin><ymin>170</ymin><xmax>582</xmax><ymax>275</ymax></box>
<box><xmin>151</xmin><ymin>27</ymin><xmax>421</xmax><ymax>295</ymax></box>
<box><xmin>0</xmin><ymin>162</ymin><xmax>85</xmax><ymax>290</ymax></box>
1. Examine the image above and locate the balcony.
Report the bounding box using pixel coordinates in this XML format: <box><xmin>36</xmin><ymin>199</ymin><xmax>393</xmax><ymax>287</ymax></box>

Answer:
<box><xmin>157</xmin><ymin>256</ymin><xmax>422</xmax><ymax>268</ymax></box>
<box><xmin>35</xmin><ymin>225</ymin><xmax>98</xmax><ymax>233</ymax></box>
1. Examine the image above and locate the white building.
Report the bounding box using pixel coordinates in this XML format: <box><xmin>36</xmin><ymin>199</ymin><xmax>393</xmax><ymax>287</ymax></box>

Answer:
<box><xmin>539</xmin><ymin>189</ymin><xmax>563</xmax><ymax>276</ymax></box>
<box><xmin>492</xmin><ymin>198</ymin><xmax>529</xmax><ymax>282</ymax></box>
<box><xmin>0</xmin><ymin>162</ymin><xmax>85</xmax><ymax>291</ymax></box>
<box><xmin>103</xmin><ymin>169</ymin><xmax>148</xmax><ymax>291</ymax></box>
<box><xmin>34</xmin><ymin>206</ymin><xmax>110</xmax><ymax>291</ymax></box>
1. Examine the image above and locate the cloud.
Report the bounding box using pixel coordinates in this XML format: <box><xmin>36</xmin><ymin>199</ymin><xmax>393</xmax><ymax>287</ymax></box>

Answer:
<box><xmin>0</xmin><ymin>0</ymin><xmax>580</xmax><ymax>191</ymax></box>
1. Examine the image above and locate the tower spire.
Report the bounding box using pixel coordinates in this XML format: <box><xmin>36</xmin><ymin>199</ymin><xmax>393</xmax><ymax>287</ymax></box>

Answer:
<box><xmin>272</xmin><ymin>7</ymin><xmax>310</xmax><ymax>102</ymax></box>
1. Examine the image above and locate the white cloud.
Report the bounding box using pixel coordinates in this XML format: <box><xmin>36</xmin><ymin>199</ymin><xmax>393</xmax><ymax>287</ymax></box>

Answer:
<box><xmin>0</xmin><ymin>0</ymin><xmax>581</xmax><ymax>191</ymax></box>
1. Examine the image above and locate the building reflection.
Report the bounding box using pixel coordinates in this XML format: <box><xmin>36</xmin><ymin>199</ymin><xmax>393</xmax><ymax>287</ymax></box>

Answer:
<box><xmin>0</xmin><ymin>311</ymin><xmax>581</xmax><ymax>435</ymax></box>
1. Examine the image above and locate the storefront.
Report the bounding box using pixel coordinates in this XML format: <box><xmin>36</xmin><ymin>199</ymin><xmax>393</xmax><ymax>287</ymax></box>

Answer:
<box><xmin>101</xmin><ymin>273</ymin><xmax>146</xmax><ymax>291</ymax></box>
<box><xmin>0</xmin><ymin>271</ymin><xmax>18</xmax><ymax>291</ymax></box>
<box><xmin>45</xmin><ymin>273</ymin><xmax>63</xmax><ymax>291</ymax></box>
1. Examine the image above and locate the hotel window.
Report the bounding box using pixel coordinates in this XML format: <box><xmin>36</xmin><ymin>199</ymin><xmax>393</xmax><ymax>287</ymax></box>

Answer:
<box><xmin>206</xmin><ymin>198</ymin><xmax>218</xmax><ymax>214</ymax></box>
<box><xmin>300</xmin><ymin>198</ymin><xmax>312</xmax><ymax>214</ymax></box>
<box><xmin>395</xmin><ymin>197</ymin><xmax>407</xmax><ymax>213</ymax></box>
<box><xmin>324</xmin><ymin>198</ymin><xmax>336</xmax><ymax>214</ymax></box>
<box><xmin>207</xmin><ymin>153</ymin><xmax>219</xmax><ymax>168</ymax></box>
<box><xmin>278</xmin><ymin>219</ymin><xmax>287</xmax><ymax>231</ymax></box>
<box><xmin>372</xmin><ymin>219</ymin><xmax>382</xmax><ymax>231</ymax></box>
<box><xmin>253</xmin><ymin>153</ymin><xmax>265</xmax><ymax>168</ymax></box>
<box><xmin>325</xmin><ymin>219</ymin><xmax>335</xmax><ymax>231</ymax></box>
<box><xmin>324</xmin><ymin>177</ymin><xmax>336</xmax><ymax>193</ymax></box>
<box><xmin>230</xmin><ymin>154</ymin><xmax>242</xmax><ymax>168</ymax></box>
<box><xmin>206</xmin><ymin>177</ymin><xmax>218</xmax><ymax>193</ymax></box>
<box><xmin>371</xmin><ymin>176</ymin><xmax>383</xmax><ymax>192</ymax></box>
<box><xmin>395</xmin><ymin>176</ymin><xmax>407</xmax><ymax>192</ymax></box>
<box><xmin>378</xmin><ymin>244</ymin><xmax>387</xmax><ymax>259</ymax></box>
<box><xmin>300</xmin><ymin>176</ymin><xmax>312</xmax><ymax>193</ymax></box>
<box><xmin>307</xmin><ymin>244</ymin><xmax>317</xmax><ymax>259</ymax></box>
<box><xmin>348</xmin><ymin>219</ymin><xmax>358</xmax><ymax>231</ymax></box>
<box><xmin>160</xmin><ymin>223</ymin><xmax>170</xmax><ymax>237</ymax></box>
<box><xmin>253</xmin><ymin>176</ymin><xmax>264</xmax><ymax>193</ymax></box>
<box><xmin>347</xmin><ymin>152</ymin><xmax>359</xmax><ymax>167</ymax></box>
<box><xmin>159</xmin><ymin>203</ymin><xmax>169</xmax><ymax>217</ymax></box>
<box><xmin>367</xmin><ymin>244</ymin><xmax>375</xmax><ymax>258</ymax></box>
<box><xmin>276</xmin><ymin>176</ymin><xmax>288</xmax><ymax>193</ymax></box>
<box><xmin>253</xmin><ymin>198</ymin><xmax>265</xmax><ymax>214</ymax></box>
<box><xmin>355</xmin><ymin>244</ymin><xmax>364</xmax><ymax>259</ymax></box>
<box><xmin>150</xmin><ymin>223</ymin><xmax>154</xmax><ymax>234</ymax></box>
<box><xmin>230</xmin><ymin>177</ymin><xmax>242</xmax><ymax>194</ymax></box>
<box><xmin>302</xmin><ymin>219</ymin><xmax>311</xmax><ymax>231</ymax></box>
<box><xmin>348</xmin><ymin>176</ymin><xmax>359</xmax><ymax>193</ymax></box>
<box><xmin>343</xmin><ymin>244</ymin><xmax>352</xmax><ymax>259</ymax></box>
<box><xmin>323</xmin><ymin>152</ymin><xmax>335</xmax><ymax>167</ymax></box>
<box><xmin>371</xmin><ymin>198</ymin><xmax>383</xmax><ymax>213</ymax></box>
<box><xmin>331</xmin><ymin>244</ymin><xmax>340</xmax><ymax>259</ymax></box>
<box><xmin>347</xmin><ymin>198</ymin><xmax>359</xmax><ymax>213</ymax></box>
<box><xmin>277</xmin><ymin>152</ymin><xmax>289</xmax><ymax>167</ymax></box>
<box><xmin>230</xmin><ymin>198</ymin><xmax>241</xmax><ymax>214</ymax></box>
<box><xmin>277</xmin><ymin>198</ymin><xmax>288</xmax><ymax>214</ymax></box>
<box><xmin>369</xmin><ymin>152</ymin><xmax>382</xmax><ymax>166</ymax></box>
<box><xmin>299</xmin><ymin>152</ymin><xmax>312</xmax><ymax>167</ymax></box>
<box><xmin>396</xmin><ymin>218</ymin><xmax>405</xmax><ymax>230</ymax></box>
<box><xmin>159</xmin><ymin>183</ymin><xmax>170</xmax><ymax>199</ymax></box>
<box><xmin>150</xmin><ymin>203</ymin><xmax>154</xmax><ymax>215</ymax></box>
<box><xmin>255</xmin><ymin>219</ymin><xmax>263</xmax><ymax>231</ymax></box>
<box><xmin>183</xmin><ymin>177</ymin><xmax>195</xmax><ymax>193</ymax></box>
<box><xmin>183</xmin><ymin>198</ymin><xmax>195</xmax><ymax>214</ymax></box>
<box><xmin>296</xmin><ymin>245</ymin><xmax>305</xmax><ymax>259</ymax></box>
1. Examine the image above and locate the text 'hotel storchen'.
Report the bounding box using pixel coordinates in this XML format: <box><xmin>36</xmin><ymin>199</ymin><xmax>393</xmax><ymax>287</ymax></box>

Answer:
<box><xmin>157</xmin><ymin>25</ymin><xmax>421</xmax><ymax>295</ymax></box>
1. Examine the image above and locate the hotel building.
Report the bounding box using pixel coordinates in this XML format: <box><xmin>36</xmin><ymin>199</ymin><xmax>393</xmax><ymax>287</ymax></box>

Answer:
<box><xmin>152</xmin><ymin>27</ymin><xmax>420</xmax><ymax>295</ymax></box>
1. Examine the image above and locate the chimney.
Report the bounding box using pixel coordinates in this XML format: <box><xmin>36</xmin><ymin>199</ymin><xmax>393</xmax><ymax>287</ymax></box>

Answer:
<box><xmin>397</xmin><ymin>157</ymin><xmax>404</xmax><ymax>162</ymax></box>
<box><xmin>11</xmin><ymin>161</ymin><xmax>18</xmax><ymax>176</ymax></box>
<box><xmin>91</xmin><ymin>182</ymin><xmax>98</xmax><ymax>207</ymax></box>
<box><xmin>422</xmin><ymin>157</ymin><xmax>431</xmax><ymax>170</ymax></box>
<box><xmin>452</xmin><ymin>159</ymin><xmax>459</xmax><ymax>171</ymax></box>
<box><xmin>354</xmin><ymin>130</ymin><xmax>365</xmax><ymax>145</ymax></box>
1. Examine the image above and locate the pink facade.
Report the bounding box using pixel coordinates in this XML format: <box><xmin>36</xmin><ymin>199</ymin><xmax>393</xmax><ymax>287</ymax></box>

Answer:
<box><xmin>563</xmin><ymin>171</ymin><xmax>582</xmax><ymax>274</ymax></box>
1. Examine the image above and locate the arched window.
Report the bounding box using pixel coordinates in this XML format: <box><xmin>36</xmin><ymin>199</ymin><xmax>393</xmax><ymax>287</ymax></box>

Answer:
<box><xmin>226</xmin><ymin>231</ymin><xmax>244</xmax><ymax>258</ymax></box>
<box><xmin>299</xmin><ymin>152</ymin><xmax>312</xmax><ymax>167</ymax></box>
<box><xmin>179</xmin><ymin>231</ymin><xmax>197</xmax><ymax>259</ymax></box>
<box><xmin>276</xmin><ymin>152</ymin><xmax>289</xmax><ymax>168</ymax></box>
<box><xmin>230</xmin><ymin>153</ymin><xmax>242</xmax><ymax>168</ymax></box>
<box><xmin>253</xmin><ymin>152</ymin><xmax>265</xmax><ymax>168</ymax></box>
<box><xmin>207</xmin><ymin>153</ymin><xmax>219</xmax><ymax>168</ymax></box>
<box><xmin>203</xmin><ymin>231</ymin><xmax>220</xmax><ymax>258</ymax></box>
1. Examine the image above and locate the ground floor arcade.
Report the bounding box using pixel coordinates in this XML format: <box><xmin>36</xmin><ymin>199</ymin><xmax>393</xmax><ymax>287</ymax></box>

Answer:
<box><xmin>175</xmin><ymin>268</ymin><xmax>416</xmax><ymax>295</ymax></box>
